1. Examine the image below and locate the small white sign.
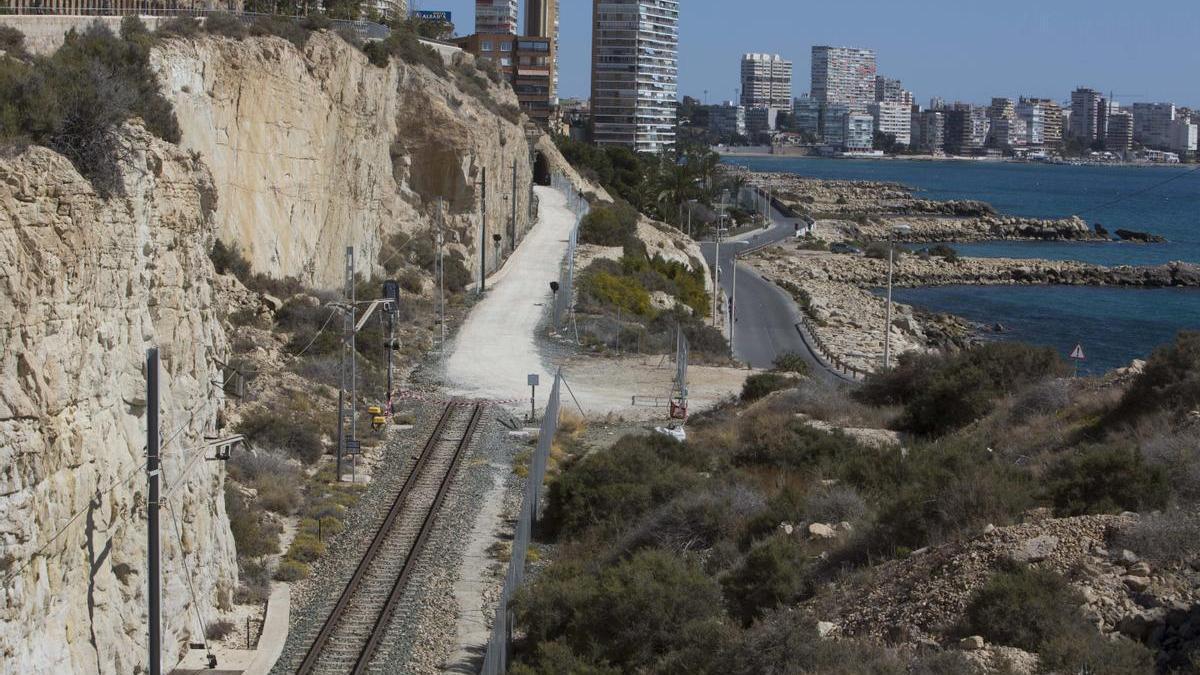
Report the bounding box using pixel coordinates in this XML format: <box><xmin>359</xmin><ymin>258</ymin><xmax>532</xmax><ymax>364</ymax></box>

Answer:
<box><xmin>1070</xmin><ymin>344</ymin><xmax>1086</xmax><ymax>360</ymax></box>
<box><xmin>527</xmin><ymin>374</ymin><xmax>540</xmax><ymax>387</ymax></box>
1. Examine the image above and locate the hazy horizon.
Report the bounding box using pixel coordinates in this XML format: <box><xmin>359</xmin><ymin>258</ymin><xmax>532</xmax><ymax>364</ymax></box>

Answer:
<box><xmin>421</xmin><ymin>0</ymin><xmax>1200</xmax><ymax>108</ymax></box>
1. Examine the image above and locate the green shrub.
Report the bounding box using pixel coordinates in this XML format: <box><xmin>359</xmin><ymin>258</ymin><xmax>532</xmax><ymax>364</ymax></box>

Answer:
<box><xmin>723</xmin><ymin>533</ymin><xmax>815</xmax><ymax>623</ymax></box>
<box><xmin>1045</xmin><ymin>443</ymin><xmax>1169</xmax><ymax>516</ymax></box>
<box><xmin>579</xmin><ymin>203</ymin><xmax>639</xmax><ymax>246</ymax></box>
<box><xmin>860</xmin><ymin>342</ymin><xmax>1070</xmax><ymax>436</ymax></box>
<box><xmin>0</xmin><ymin>22</ymin><xmax>180</xmax><ymax>196</ymax></box>
<box><xmin>927</xmin><ymin>243</ymin><xmax>959</xmax><ymax>262</ymax></box>
<box><xmin>209</xmin><ymin>240</ymin><xmax>253</xmax><ymax>280</ymax></box>
<box><xmin>1039</xmin><ymin>623</ymin><xmax>1155</xmax><ymax>675</ymax></box>
<box><xmin>157</xmin><ymin>16</ymin><xmax>201</xmax><ymax>38</ymax></box>
<box><xmin>399</xmin><ymin>268</ymin><xmax>424</xmax><ymax>294</ymax></box>
<box><xmin>962</xmin><ymin>564</ymin><xmax>1083</xmax><ymax>651</ymax></box>
<box><xmin>273</xmin><ymin>559</ymin><xmax>309</xmax><ymax>582</ymax></box>
<box><xmin>542</xmin><ymin>434</ymin><xmax>706</xmax><ymax>539</ymax></box>
<box><xmin>771</xmin><ymin>352</ymin><xmax>810</xmax><ymax>375</ymax></box>
<box><xmin>236</xmin><ymin>399</ymin><xmax>325</xmax><ymax>464</ymax></box>
<box><xmin>205</xmin><ymin>619</ymin><xmax>235</xmax><ymax>640</ymax></box>
<box><xmin>204</xmin><ymin>12</ymin><xmax>248</xmax><ymax>40</ymax></box>
<box><xmin>224</xmin><ymin>484</ymin><xmax>280</xmax><ymax>558</ymax></box>
<box><xmin>285</xmin><ymin>533</ymin><xmax>325</xmax><ymax>563</ymax></box>
<box><xmin>516</xmin><ymin>550</ymin><xmax>724</xmax><ymax>670</ymax></box>
<box><xmin>443</xmin><ymin>252</ymin><xmax>472</xmax><ymax>294</ymax></box>
<box><xmin>1114</xmin><ymin>331</ymin><xmax>1200</xmax><ymax>423</ymax></box>
<box><xmin>362</xmin><ymin>24</ymin><xmax>446</xmax><ymax>75</ymax></box>
<box><xmin>581</xmin><ymin>270</ymin><xmax>654</xmax><ymax>317</ymax></box>
<box><xmin>249</xmin><ymin>15</ymin><xmax>312</xmax><ymax>49</ymax></box>
<box><xmin>509</xmin><ymin>641</ymin><xmax>620</xmax><ymax>675</ymax></box>
<box><xmin>0</xmin><ymin>26</ymin><xmax>30</xmax><ymax>61</ymax></box>
<box><xmin>740</xmin><ymin>373</ymin><xmax>796</xmax><ymax>402</ymax></box>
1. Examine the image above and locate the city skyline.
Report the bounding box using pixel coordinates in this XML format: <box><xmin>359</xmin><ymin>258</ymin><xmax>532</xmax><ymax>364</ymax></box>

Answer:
<box><xmin>426</xmin><ymin>0</ymin><xmax>1199</xmax><ymax>107</ymax></box>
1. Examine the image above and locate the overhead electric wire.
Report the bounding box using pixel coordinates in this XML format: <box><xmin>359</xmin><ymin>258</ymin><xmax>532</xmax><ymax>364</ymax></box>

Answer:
<box><xmin>290</xmin><ymin>309</ymin><xmax>339</xmax><ymax>357</ymax></box>
<box><xmin>1077</xmin><ymin>163</ymin><xmax>1200</xmax><ymax>218</ymax></box>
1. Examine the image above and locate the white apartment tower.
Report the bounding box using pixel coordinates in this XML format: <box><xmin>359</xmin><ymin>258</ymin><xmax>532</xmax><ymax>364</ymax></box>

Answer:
<box><xmin>811</xmin><ymin>46</ymin><xmax>877</xmax><ymax>114</ymax></box>
<box><xmin>869</xmin><ymin>101</ymin><xmax>911</xmax><ymax>145</ymax></box>
<box><xmin>1070</xmin><ymin>87</ymin><xmax>1103</xmax><ymax>141</ymax></box>
<box><xmin>741</xmin><ymin>53</ymin><xmax>793</xmax><ymax>110</ymax></box>
<box><xmin>591</xmin><ymin>0</ymin><xmax>680</xmax><ymax>153</ymax></box>
<box><xmin>476</xmin><ymin>0</ymin><xmax>519</xmax><ymax>34</ymax></box>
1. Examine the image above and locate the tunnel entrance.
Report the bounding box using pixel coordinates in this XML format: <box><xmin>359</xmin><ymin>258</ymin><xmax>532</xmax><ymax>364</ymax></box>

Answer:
<box><xmin>533</xmin><ymin>151</ymin><xmax>552</xmax><ymax>186</ymax></box>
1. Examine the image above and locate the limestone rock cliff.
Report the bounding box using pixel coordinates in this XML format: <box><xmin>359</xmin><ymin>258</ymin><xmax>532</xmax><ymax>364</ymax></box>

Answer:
<box><xmin>0</xmin><ymin>127</ymin><xmax>237</xmax><ymax>673</ymax></box>
<box><xmin>152</xmin><ymin>32</ymin><xmax>539</xmax><ymax>289</ymax></box>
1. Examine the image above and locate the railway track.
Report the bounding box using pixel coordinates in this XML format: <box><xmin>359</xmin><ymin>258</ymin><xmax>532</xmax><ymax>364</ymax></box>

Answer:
<box><xmin>296</xmin><ymin>402</ymin><xmax>485</xmax><ymax>674</ymax></box>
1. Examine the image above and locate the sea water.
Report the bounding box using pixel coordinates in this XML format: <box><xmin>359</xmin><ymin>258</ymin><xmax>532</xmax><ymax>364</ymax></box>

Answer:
<box><xmin>726</xmin><ymin>156</ymin><xmax>1200</xmax><ymax>368</ymax></box>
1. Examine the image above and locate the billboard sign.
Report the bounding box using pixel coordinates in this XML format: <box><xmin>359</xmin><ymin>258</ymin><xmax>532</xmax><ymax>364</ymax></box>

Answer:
<box><xmin>413</xmin><ymin>10</ymin><xmax>452</xmax><ymax>22</ymax></box>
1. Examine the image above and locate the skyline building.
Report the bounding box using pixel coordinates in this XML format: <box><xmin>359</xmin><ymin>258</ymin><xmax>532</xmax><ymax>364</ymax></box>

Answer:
<box><xmin>591</xmin><ymin>0</ymin><xmax>680</xmax><ymax>153</ymax></box>
<box><xmin>874</xmin><ymin>76</ymin><xmax>912</xmax><ymax>105</ymax></box>
<box><xmin>741</xmin><ymin>53</ymin><xmax>794</xmax><ymax>110</ymax></box>
<box><xmin>869</xmin><ymin>101</ymin><xmax>911</xmax><ymax>146</ymax></box>
<box><xmin>793</xmin><ymin>95</ymin><xmax>821</xmax><ymax>137</ymax></box>
<box><xmin>1131</xmin><ymin>102</ymin><xmax>1177</xmax><ymax>149</ymax></box>
<box><xmin>1105</xmin><ymin>110</ymin><xmax>1134</xmax><ymax>154</ymax></box>
<box><xmin>811</xmin><ymin>46</ymin><xmax>877</xmax><ymax>115</ymax></box>
<box><xmin>1070</xmin><ymin>87</ymin><xmax>1103</xmax><ymax>141</ymax></box>
<box><xmin>475</xmin><ymin>0</ymin><xmax>519</xmax><ymax>34</ymax></box>
<box><xmin>911</xmin><ymin>109</ymin><xmax>945</xmax><ymax>154</ymax></box>
<box><xmin>524</xmin><ymin>0</ymin><xmax>560</xmax><ymax>104</ymax></box>
<box><xmin>844</xmin><ymin>113</ymin><xmax>875</xmax><ymax>151</ymax></box>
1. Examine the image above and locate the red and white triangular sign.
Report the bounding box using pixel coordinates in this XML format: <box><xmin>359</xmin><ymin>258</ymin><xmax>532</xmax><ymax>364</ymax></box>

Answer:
<box><xmin>1070</xmin><ymin>344</ymin><xmax>1086</xmax><ymax>360</ymax></box>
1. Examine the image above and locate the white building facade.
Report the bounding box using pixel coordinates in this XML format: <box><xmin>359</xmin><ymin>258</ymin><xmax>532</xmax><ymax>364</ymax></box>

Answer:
<box><xmin>476</xmin><ymin>0</ymin><xmax>519</xmax><ymax>34</ymax></box>
<box><xmin>811</xmin><ymin>46</ymin><xmax>877</xmax><ymax>115</ymax></box>
<box><xmin>591</xmin><ymin>0</ymin><xmax>680</xmax><ymax>153</ymax></box>
<box><xmin>741</xmin><ymin>53</ymin><xmax>793</xmax><ymax>110</ymax></box>
<box><xmin>869</xmin><ymin>101</ymin><xmax>911</xmax><ymax>145</ymax></box>
<box><xmin>844</xmin><ymin>113</ymin><xmax>875</xmax><ymax>151</ymax></box>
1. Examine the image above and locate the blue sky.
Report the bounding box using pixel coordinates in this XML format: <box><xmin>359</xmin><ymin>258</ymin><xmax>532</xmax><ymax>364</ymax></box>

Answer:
<box><xmin>418</xmin><ymin>0</ymin><xmax>1200</xmax><ymax>107</ymax></box>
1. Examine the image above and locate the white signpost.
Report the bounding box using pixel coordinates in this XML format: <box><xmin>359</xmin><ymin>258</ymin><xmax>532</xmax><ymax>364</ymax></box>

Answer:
<box><xmin>1070</xmin><ymin>344</ymin><xmax>1086</xmax><ymax>376</ymax></box>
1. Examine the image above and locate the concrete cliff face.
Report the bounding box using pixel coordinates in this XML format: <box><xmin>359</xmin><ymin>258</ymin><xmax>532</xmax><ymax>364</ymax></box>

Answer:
<box><xmin>0</xmin><ymin>128</ymin><xmax>237</xmax><ymax>673</ymax></box>
<box><xmin>152</xmin><ymin>32</ymin><xmax>537</xmax><ymax>289</ymax></box>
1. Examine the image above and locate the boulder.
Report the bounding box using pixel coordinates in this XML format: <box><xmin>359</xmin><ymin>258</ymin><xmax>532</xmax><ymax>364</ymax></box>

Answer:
<box><xmin>260</xmin><ymin>293</ymin><xmax>284</xmax><ymax>312</ymax></box>
<box><xmin>959</xmin><ymin>635</ymin><xmax>986</xmax><ymax>651</ymax></box>
<box><xmin>1012</xmin><ymin>535</ymin><xmax>1059</xmax><ymax>563</ymax></box>
<box><xmin>1124</xmin><ymin>575</ymin><xmax>1152</xmax><ymax>592</ymax></box>
<box><xmin>808</xmin><ymin>523</ymin><xmax>837</xmax><ymax>540</ymax></box>
<box><xmin>1128</xmin><ymin>562</ymin><xmax>1152</xmax><ymax>578</ymax></box>
<box><xmin>778</xmin><ymin>522</ymin><xmax>795</xmax><ymax>536</ymax></box>
<box><xmin>816</xmin><ymin>621</ymin><xmax>839</xmax><ymax>639</ymax></box>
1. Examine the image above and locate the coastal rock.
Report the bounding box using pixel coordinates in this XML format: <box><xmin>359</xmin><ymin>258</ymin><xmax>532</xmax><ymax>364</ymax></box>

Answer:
<box><xmin>1116</xmin><ymin>229</ymin><xmax>1168</xmax><ymax>243</ymax></box>
<box><xmin>0</xmin><ymin>129</ymin><xmax>237</xmax><ymax>674</ymax></box>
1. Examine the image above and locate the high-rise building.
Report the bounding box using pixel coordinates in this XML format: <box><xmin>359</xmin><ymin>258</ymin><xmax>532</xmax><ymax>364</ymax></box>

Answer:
<box><xmin>1019</xmin><ymin>97</ymin><xmax>1062</xmax><ymax>147</ymax></box>
<box><xmin>792</xmin><ymin>95</ymin><xmax>821</xmax><ymax>137</ymax></box>
<box><xmin>1070</xmin><ymin>88</ymin><xmax>1103</xmax><ymax>141</ymax></box>
<box><xmin>844</xmin><ymin>114</ymin><xmax>875</xmax><ymax>152</ymax></box>
<box><xmin>746</xmin><ymin>107</ymin><xmax>783</xmax><ymax>136</ymax></box>
<box><xmin>591</xmin><ymin>0</ymin><xmax>680</xmax><ymax>153</ymax></box>
<box><xmin>874</xmin><ymin>76</ymin><xmax>912</xmax><ymax>105</ymax></box>
<box><xmin>476</xmin><ymin>0</ymin><xmax>519</xmax><ymax>34</ymax></box>
<box><xmin>911</xmin><ymin>109</ymin><xmax>945</xmax><ymax>154</ymax></box>
<box><xmin>811</xmin><ymin>46</ymin><xmax>877</xmax><ymax>115</ymax></box>
<box><xmin>945</xmin><ymin>105</ymin><xmax>986</xmax><ymax>155</ymax></box>
<box><xmin>987</xmin><ymin>97</ymin><xmax>1015</xmax><ymax>121</ymax></box>
<box><xmin>369</xmin><ymin>0</ymin><xmax>406</xmax><ymax>22</ymax></box>
<box><xmin>989</xmin><ymin>116</ymin><xmax>1028</xmax><ymax>150</ymax></box>
<box><xmin>706</xmin><ymin>103</ymin><xmax>746</xmax><ymax>139</ymax></box>
<box><xmin>1167</xmin><ymin>118</ymin><xmax>1198</xmax><ymax>159</ymax></box>
<box><xmin>525</xmin><ymin>0</ymin><xmax>559</xmax><ymax>102</ymax></box>
<box><xmin>1131</xmin><ymin>102</ymin><xmax>1177</xmax><ymax>149</ymax></box>
<box><xmin>869</xmin><ymin>101</ymin><xmax>911</xmax><ymax>145</ymax></box>
<box><xmin>1105</xmin><ymin>110</ymin><xmax>1134</xmax><ymax>154</ymax></box>
<box><xmin>820</xmin><ymin>102</ymin><xmax>850</xmax><ymax>148</ymax></box>
<box><xmin>929</xmin><ymin>97</ymin><xmax>946</xmax><ymax>111</ymax></box>
<box><xmin>741</xmin><ymin>54</ymin><xmax>793</xmax><ymax>110</ymax></box>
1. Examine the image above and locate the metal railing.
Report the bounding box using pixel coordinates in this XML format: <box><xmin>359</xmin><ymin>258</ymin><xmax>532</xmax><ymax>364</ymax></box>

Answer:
<box><xmin>796</xmin><ymin>315</ymin><xmax>869</xmax><ymax>381</ymax></box>
<box><xmin>0</xmin><ymin>5</ymin><xmax>390</xmax><ymax>40</ymax></box>
<box><xmin>481</xmin><ymin>370</ymin><xmax>561</xmax><ymax>675</ymax></box>
<box><xmin>550</xmin><ymin>172</ymin><xmax>588</xmax><ymax>333</ymax></box>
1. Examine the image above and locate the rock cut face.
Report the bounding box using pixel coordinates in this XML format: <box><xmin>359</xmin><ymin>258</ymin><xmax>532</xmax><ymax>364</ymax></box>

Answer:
<box><xmin>0</xmin><ymin>128</ymin><xmax>237</xmax><ymax>674</ymax></box>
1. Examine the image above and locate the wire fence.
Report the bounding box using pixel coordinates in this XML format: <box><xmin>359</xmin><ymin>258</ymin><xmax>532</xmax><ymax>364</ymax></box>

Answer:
<box><xmin>0</xmin><ymin>4</ymin><xmax>391</xmax><ymax>40</ymax></box>
<box><xmin>550</xmin><ymin>172</ymin><xmax>588</xmax><ymax>333</ymax></box>
<box><xmin>480</xmin><ymin>370</ymin><xmax>561</xmax><ymax>675</ymax></box>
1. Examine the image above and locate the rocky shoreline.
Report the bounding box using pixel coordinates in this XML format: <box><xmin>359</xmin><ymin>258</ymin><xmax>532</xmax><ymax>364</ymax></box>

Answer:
<box><xmin>733</xmin><ymin>168</ymin><xmax>1166</xmax><ymax>244</ymax></box>
<box><xmin>749</xmin><ymin>244</ymin><xmax>1199</xmax><ymax>374</ymax></box>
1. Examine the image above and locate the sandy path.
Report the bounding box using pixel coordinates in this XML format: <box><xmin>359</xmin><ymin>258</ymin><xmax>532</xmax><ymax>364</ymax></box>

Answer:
<box><xmin>445</xmin><ymin>186</ymin><xmax>573</xmax><ymax>401</ymax></box>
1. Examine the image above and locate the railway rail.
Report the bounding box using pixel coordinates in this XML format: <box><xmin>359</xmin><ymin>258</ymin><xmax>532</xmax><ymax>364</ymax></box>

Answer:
<box><xmin>295</xmin><ymin>401</ymin><xmax>484</xmax><ymax>674</ymax></box>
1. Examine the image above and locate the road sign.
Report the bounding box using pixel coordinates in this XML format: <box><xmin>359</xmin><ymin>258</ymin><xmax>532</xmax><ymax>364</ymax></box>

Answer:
<box><xmin>345</xmin><ymin>439</ymin><xmax>361</xmax><ymax>454</ymax></box>
<box><xmin>1070</xmin><ymin>344</ymin><xmax>1086</xmax><ymax>360</ymax></box>
<box><xmin>527</xmin><ymin>373</ymin><xmax>540</xmax><ymax>387</ymax></box>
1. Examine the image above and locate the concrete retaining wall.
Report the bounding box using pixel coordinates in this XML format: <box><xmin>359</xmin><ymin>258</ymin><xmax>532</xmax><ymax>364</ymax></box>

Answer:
<box><xmin>0</xmin><ymin>15</ymin><xmax>169</xmax><ymax>55</ymax></box>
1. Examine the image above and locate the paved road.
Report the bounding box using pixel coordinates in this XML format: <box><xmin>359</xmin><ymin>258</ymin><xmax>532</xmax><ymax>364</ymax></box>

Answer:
<box><xmin>700</xmin><ymin>198</ymin><xmax>857</xmax><ymax>386</ymax></box>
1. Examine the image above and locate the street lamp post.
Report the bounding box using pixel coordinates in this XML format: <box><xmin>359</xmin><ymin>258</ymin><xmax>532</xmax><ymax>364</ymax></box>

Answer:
<box><xmin>882</xmin><ymin>223</ymin><xmax>912</xmax><ymax>370</ymax></box>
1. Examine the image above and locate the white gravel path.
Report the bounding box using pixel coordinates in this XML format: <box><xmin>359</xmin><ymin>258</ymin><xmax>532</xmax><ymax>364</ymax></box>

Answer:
<box><xmin>445</xmin><ymin>185</ymin><xmax>573</xmax><ymax>401</ymax></box>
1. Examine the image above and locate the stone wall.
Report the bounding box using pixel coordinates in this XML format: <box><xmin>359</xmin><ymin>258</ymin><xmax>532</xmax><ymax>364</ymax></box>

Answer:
<box><xmin>0</xmin><ymin>127</ymin><xmax>237</xmax><ymax>673</ymax></box>
<box><xmin>0</xmin><ymin>15</ymin><xmax>171</xmax><ymax>55</ymax></box>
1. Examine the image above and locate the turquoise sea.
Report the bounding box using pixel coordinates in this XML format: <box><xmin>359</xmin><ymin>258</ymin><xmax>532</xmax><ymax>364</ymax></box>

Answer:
<box><xmin>725</xmin><ymin>156</ymin><xmax>1200</xmax><ymax>371</ymax></box>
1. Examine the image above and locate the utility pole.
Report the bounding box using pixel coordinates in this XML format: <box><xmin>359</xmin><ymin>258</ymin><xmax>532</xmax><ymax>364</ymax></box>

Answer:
<box><xmin>437</xmin><ymin>200</ymin><xmax>446</xmax><ymax>360</ymax></box>
<box><xmin>510</xmin><ymin>155</ymin><xmax>518</xmax><ymax>251</ymax></box>
<box><xmin>336</xmin><ymin>247</ymin><xmax>355</xmax><ymax>481</ymax></box>
<box><xmin>882</xmin><ymin>224</ymin><xmax>911</xmax><ymax>369</ymax></box>
<box><xmin>730</xmin><ymin>253</ymin><xmax>737</xmax><ymax>350</ymax></box>
<box><xmin>479</xmin><ymin>167</ymin><xmax>487</xmax><ymax>294</ymax></box>
<box><xmin>146</xmin><ymin>348</ymin><xmax>161</xmax><ymax>675</ymax></box>
<box><xmin>712</xmin><ymin>220</ymin><xmax>722</xmax><ymax>328</ymax></box>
